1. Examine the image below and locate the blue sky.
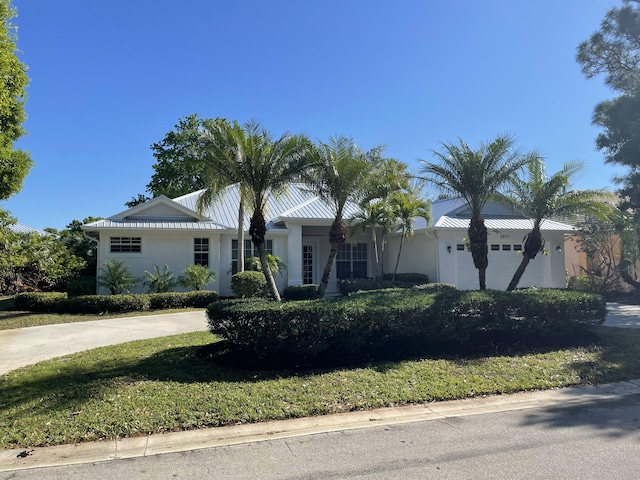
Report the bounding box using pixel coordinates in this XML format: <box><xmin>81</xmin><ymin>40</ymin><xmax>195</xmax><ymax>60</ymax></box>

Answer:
<box><xmin>2</xmin><ymin>0</ymin><xmax>627</xmax><ymax>230</ymax></box>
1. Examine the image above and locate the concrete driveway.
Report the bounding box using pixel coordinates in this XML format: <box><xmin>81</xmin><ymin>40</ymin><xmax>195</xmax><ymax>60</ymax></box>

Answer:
<box><xmin>604</xmin><ymin>302</ymin><xmax>640</xmax><ymax>328</ymax></box>
<box><xmin>0</xmin><ymin>311</ymin><xmax>208</xmax><ymax>376</ymax></box>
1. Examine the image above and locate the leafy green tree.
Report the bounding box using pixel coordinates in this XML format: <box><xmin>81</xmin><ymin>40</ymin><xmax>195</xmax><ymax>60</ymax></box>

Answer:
<box><xmin>178</xmin><ymin>264</ymin><xmax>216</xmax><ymax>291</ymax></box>
<box><xmin>304</xmin><ymin>136</ymin><xmax>373</xmax><ymax>298</ymax></box>
<box><xmin>420</xmin><ymin>135</ymin><xmax>533</xmax><ymax>290</ymax></box>
<box><xmin>143</xmin><ymin>264</ymin><xmax>176</xmax><ymax>293</ymax></box>
<box><xmin>128</xmin><ymin>114</ymin><xmax>229</xmax><ymax>206</ymax></box>
<box><xmin>577</xmin><ymin>1</ymin><xmax>640</xmax><ymax>231</ymax></box>
<box><xmin>389</xmin><ymin>186</ymin><xmax>431</xmax><ymax>280</ymax></box>
<box><xmin>503</xmin><ymin>159</ymin><xmax>614</xmax><ymax>291</ymax></box>
<box><xmin>0</xmin><ymin>212</ymin><xmax>86</xmax><ymax>293</ymax></box>
<box><xmin>217</xmin><ymin>120</ymin><xmax>311</xmax><ymax>301</ymax></box>
<box><xmin>0</xmin><ymin>0</ymin><xmax>32</xmax><ymax>200</ymax></box>
<box><xmin>97</xmin><ymin>260</ymin><xmax>136</xmax><ymax>295</ymax></box>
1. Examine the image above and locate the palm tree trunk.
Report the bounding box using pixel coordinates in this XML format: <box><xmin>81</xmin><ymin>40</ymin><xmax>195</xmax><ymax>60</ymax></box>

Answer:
<box><xmin>506</xmin><ymin>255</ymin><xmax>531</xmax><ymax>291</ymax></box>
<box><xmin>392</xmin><ymin>229</ymin><xmax>406</xmax><ymax>281</ymax></box>
<box><xmin>317</xmin><ymin>217</ymin><xmax>346</xmax><ymax>298</ymax></box>
<box><xmin>468</xmin><ymin>217</ymin><xmax>488</xmax><ymax>290</ymax></box>
<box><xmin>371</xmin><ymin>226</ymin><xmax>380</xmax><ymax>280</ymax></box>
<box><xmin>237</xmin><ymin>197</ymin><xmax>245</xmax><ymax>273</ymax></box>
<box><xmin>258</xmin><ymin>244</ymin><xmax>281</xmax><ymax>301</ymax></box>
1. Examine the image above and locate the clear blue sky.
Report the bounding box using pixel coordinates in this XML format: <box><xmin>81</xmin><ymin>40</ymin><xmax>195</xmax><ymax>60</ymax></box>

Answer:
<box><xmin>2</xmin><ymin>0</ymin><xmax>627</xmax><ymax>230</ymax></box>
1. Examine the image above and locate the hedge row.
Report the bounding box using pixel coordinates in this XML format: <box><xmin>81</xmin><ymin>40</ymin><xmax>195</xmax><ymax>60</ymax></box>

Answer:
<box><xmin>206</xmin><ymin>287</ymin><xmax>606</xmax><ymax>357</ymax></box>
<box><xmin>338</xmin><ymin>273</ymin><xmax>430</xmax><ymax>295</ymax></box>
<box><xmin>14</xmin><ymin>291</ymin><xmax>219</xmax><ymax>314</ymax></box>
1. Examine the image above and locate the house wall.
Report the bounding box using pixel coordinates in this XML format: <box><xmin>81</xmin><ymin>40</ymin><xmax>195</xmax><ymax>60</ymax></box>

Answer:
<box><xmin>385</xmin><ymin>232</ymin><xmax>438</xmax><ymax>282</ymax></box>
<box><xmin>96</xmin><ymin>230</ymin><xmax>221</xmax><ymax>295</ymax></box>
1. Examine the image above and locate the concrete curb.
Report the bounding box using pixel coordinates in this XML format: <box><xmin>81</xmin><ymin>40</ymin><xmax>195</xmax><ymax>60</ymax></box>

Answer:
<box><xmin>2</xmin><ymin>379</ymin><xmax>640</xmax><ymax>472</ymax></box>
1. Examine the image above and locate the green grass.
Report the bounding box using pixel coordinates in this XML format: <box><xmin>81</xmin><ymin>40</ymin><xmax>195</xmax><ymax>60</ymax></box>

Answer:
<box><xmin>2</xmin><ymin>326</ymin><xmax>640</xmax><ymax>449</ymax></box>
<box><xmin>0</xmin><ymin>307</ymin><xmax>204</xmax><ymax>331</ymax></box>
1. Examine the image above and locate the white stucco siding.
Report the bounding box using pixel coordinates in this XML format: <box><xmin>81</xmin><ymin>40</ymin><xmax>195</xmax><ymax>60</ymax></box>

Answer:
<box><xmin>97</xmin><ymin>231</ymin><xmax>220</xmax><ymax>295</ymax></box>
<box><xmin>436</xmin><ymin>229</ymin><xmax>568</xmax><ymax>290</ymax></box>
<box><xmin>385</xmin><ymin>233</ymin><xmax>437</xmax><ymax>282</ymax></box>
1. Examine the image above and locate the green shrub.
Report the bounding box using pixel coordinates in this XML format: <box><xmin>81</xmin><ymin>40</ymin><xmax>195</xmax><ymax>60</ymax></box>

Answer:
<box><xmin>283</xmin><ymin>284</ymin><xmax>318</xmax><ymax>300</ymax></box>
<box><xmin>63</xmin><ymin>294</ymin><xmax>151</xmax><ymax>314</ymax></box>
<box><xmin>143</xmin><ymin>265</ymin><xmax>176</xmax><ymax>293</ymax></box>
<box><xmin>382</xmin><ymin>273</ymin><xmax>430</xmax><ymax>284</ymax></box>
<box><xmin>181</xmin><ymin>290</ymin><xmax>219</xmax><ymax>307</ymax></box>
<box><xmin>412</xmin><ymin>283</ymin><xmax>457</xmax><ymax>293</ymax></box>
<box><xmin>231</xmin><ymin>271</ymin><xmax>268</xmax><ymax>298</ymax></box>
<box><xmin>14</xmin><ymin>292</ymin><xmax>68</xmax><ymax>312</ymax></box>
<box><xmin>206</xmin><ymin>288</ymin><xmax>606</xmax><ymax>358</ymax></box>
<box><xmin>64</xmin><ymin>276</ymin><xmax>96</xmax><ymax>296</ymax></box>
<box><xmin>148</xmin><ymin>292</ymin><xmax>185</xmax><ymax>309</ymax></box>
<box><xmin>97</xmin><ymin>260</ymin><xmax>137</xmax><ymax>295</ymax></box>
<box><xmin>178</xmin><ymin>264</ymin><xmax>216</xmax><ymax>291</ymax></box>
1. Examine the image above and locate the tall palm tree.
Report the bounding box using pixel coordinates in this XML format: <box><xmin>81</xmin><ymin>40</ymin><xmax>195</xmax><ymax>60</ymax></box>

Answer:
<box><xmin>304</xmin><ymin>136</ymin><xmax>373</xmax><ymax>298</ymax></box>
<box><xmin>420</xmin><ymin>135</ymin><xmax>533</xmax><ymax>290</ymax></box>
<box><xmin>198</xmin><ymin>119</ymin><xmax>248</xmax><ymax>273</ymax></box>
<box><xmin>504</xmin><ymin>159</ymin><xmax>614</xmax><ymax>291</ymax></box>
<box><xmin>389</xmin><ymin>186</ymin><xmax>431</xmax><ymax>280</ymax></box>
<box><xmin>349</xmin><ymin>201</ymin><xmax>389</xmax><ymax>280</ymax></box>
<box><xmin>233</xmin><ymin>120</ymin><xmax>312</xmax><ymax>301</ymax></box>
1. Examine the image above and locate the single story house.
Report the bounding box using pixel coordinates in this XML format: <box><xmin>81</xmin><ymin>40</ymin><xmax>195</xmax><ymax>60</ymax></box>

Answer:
<box><xmin>82</xmin><ymin>184</ymin><xmax>574</xmax><ymax>295</ymax></box>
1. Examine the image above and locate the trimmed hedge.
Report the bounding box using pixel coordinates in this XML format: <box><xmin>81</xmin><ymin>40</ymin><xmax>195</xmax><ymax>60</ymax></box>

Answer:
<box><xmin>14</xmin><ymin>290</ymin><xmax>219</xmax><ymax>314</ymax></box>
<box><xmin>206</xmin><ymin>288</ymin><xmax>606</xmax><ymax>357</ymax></box>
<box><xmin>231</xmin><ymin>271</ymin><xmax>268</xmax><ymax>298</ymax></box>
<box><xmin>283</xmin><ymin>284</ymin><xmax>318</xmax><ymax>301</ymax></box>
<box><xmin>338</xmin><ymin>275</ymin><xmax>433</xmax><ymax>295</ymax></box>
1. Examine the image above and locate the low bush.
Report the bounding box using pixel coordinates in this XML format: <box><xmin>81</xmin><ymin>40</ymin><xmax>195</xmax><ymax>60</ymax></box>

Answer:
<box><xmin>13</xmin><ymin>290</ymin><xmax>219</xmax><ymax>313</ymax></box>
<box><xmin>382</xmin><ymin>273</ymin><xmax>430</xmax><ymax>284</ymax></box>
<box><xmin>14</xmin><ymin>292</ymin><xmax>68</xmax><ymax>311</ymax></box>
<box><xmin>64</xmin><ymin>276</ymin><xmax>96</xmax><ymax>296</ymax></box>
<box><xmin>231</xmin><ymin>271</ymin><xmax>268</xmax><ymax>298</ymax></box>
<box><xmin>283</xmin><ymin>284</ymin><xmax>318</xmax><ymax>301</ymax></box>
<box><xmin>206</xmin><ymin>288</ymin><xmax>606</xmax><ymax>358</ymax></box>
<box><xmin>338</xmin><ymin>276</ymin><xmax>433</xmax><ymax>295</ymax></box>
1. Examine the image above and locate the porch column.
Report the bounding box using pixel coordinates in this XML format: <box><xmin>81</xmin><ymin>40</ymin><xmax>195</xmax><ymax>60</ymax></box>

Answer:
<box><xmin>287</xmin><ymin>223</ymin><xmax>303</xmax><ymax>286</ymax></box>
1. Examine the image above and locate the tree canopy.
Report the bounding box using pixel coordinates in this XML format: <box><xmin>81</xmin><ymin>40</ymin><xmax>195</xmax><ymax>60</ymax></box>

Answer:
<box><xmin>0</xmin><ymin>0</ymin><xmax>32</xmax><ymax>201</ymax></box>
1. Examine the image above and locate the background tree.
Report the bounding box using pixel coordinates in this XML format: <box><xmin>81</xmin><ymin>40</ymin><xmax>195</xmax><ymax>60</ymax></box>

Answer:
<box><xmin>304</xmin><ymin>136</ymin><xmax>373</xmax><ymax>298</ymax></box>
<box><xmin>127</xmin><ymin>114</ymin><xmax>229</xmax><ymax>206</ymax></box>
<box><xmin>577</xmin><ymin>0</ymin><xmax>640</xmax><ymax>249</ymax></box>
<box><xmin>420</xmin><ymin>135</ymin><xmax>532</xmax><ymax>290</ymax></box>
<box><xmin>0</xmin><ymin>0</ymin><xmax>32</xmax><ymax>200</ymax></box>
<box><xmin>0</xmin><ymin>212</ymin><xmax>86</xmax><ymax>294</ymax></box>
<box><xmin>503</xmin><ymin>159</ymin><xmax>614</xmax><ymax>291</ymax></box>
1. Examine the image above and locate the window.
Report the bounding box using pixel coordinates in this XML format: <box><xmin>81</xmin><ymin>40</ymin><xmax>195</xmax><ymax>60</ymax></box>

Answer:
<box><xmin>194</xmin><ymin>238</ymin><xmax>209</xmax><ymax>266</ymax></box>
<box><xmin>110</xmin><ymin>237</ymin><xmax>141</xmax><ymax>253</ymax></box>
<box><xmin>490</xmin><ymin>244</ymin><xmax>499</xmax><ymax>251</ymax></box>
<box><xmin>513</xmin><ymin>244</ymin><xmax>522</xmax><ymax>252</ymax></box>
<box><xmin>456</xmin><ymin>244</ymin><xmax>465</xmax><ymax>251</ymax></box>
<box><xmin>336</xmin><ymin>243</ymin><xmax>368</xmax><ymax>279</ymax></box>
<box><xmin>502</xmin><ymin>244</ymin><xmax>511</xmax><ymax>251</ymax></box>
<box><xmin>231</xmin><ymin>239</ymin><xmax>273</xmax><ymax>274</ymax></box>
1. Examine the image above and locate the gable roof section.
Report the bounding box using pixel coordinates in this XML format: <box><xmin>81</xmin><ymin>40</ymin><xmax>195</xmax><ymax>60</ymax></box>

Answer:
<box><xmin>415</xmin><ymin>197</ymin><xmax>575</xmax><ymax>232</ymax></box>
<box><xmin>8</xmin><ymin>223</ymin><xmax>51</xmax><ymax>236</ymax></box>
<box><xmin>109</xmin><ymin>195</ymin><xmax>206</xmax><ymax>222</ymax></box>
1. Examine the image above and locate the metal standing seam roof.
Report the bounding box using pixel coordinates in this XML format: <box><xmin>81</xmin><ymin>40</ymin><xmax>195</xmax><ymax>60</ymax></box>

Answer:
<box><xmin>84</xmin><ymin>219</ymin><xmax>229</xmax><ymax>230</ymax></box>
<box><xmin>7</xmin><ymin>223</ymin><xmax>51</xmax><ymax>235</ymax></box>
<box><xmin>432</xmin><ymin>216</ymin><xmax>575</xmax><ymax>231</ymax></box>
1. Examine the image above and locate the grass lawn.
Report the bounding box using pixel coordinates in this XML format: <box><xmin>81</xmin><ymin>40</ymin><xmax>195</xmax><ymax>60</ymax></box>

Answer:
<box><xmin>2</xmin><ymin>326</ymin><xmax>640</xmax><ymax>450</ymax></box>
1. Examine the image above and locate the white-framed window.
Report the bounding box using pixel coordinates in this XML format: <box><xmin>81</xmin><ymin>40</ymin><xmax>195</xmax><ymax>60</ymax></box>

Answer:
<box><xmin>336</xmin><ymin>243</ymin><xmax>367</xmax><ymax>279</ymax></box>
<box><xmin>194</xmin><ymin>238</ymin><xmax>209</xmax><ymax>266</ymax></box>
<box><xmin>231</xmin><ymin>239</ymin><xmax>273</xmax><ymax>274</ymax></box>
<box><xmin>110</xmin><ymin>237</ymin><xmax>141</xmax><ymax>253</ymax></box>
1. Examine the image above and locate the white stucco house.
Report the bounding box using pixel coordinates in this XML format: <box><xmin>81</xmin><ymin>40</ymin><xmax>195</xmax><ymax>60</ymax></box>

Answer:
<box><xmin>82</xmin><ymin>184</ymin><xmax>574</xmax><ymax>295</ymax></box>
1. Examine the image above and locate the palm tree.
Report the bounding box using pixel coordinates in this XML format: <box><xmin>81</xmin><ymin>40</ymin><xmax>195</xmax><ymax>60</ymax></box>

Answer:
<box><xmin>504</xmin><ymin>159</ymin><xmax>614</xmax><ymax>291</ymax></box>
<box><xmin>304</xmin><ymin>136</ymin><xmax>373</xmax><ymax>298</ymax></box>
<box><xmin>389</xmin><ymin>186</ymin><xmax>431</xmax><ymax>280</ymax></box>
<box><xmin>420</xmin><ymin>135</ymin><xmax>533</xmax><ymax>290</ymax></box>
<box><xmin>230</xmin><ymin>120</ymin><xmax>312</xmax><ymax>301</ymax></box>
<box><xmin>349</xmin><ymin>200</ymin><xmax>392</xmax><ymax>280</ymax></box>
<box><xmin>198</xmin><ymin>120</ymin><xmax>248</xmax><ymax>274</ymax></box>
